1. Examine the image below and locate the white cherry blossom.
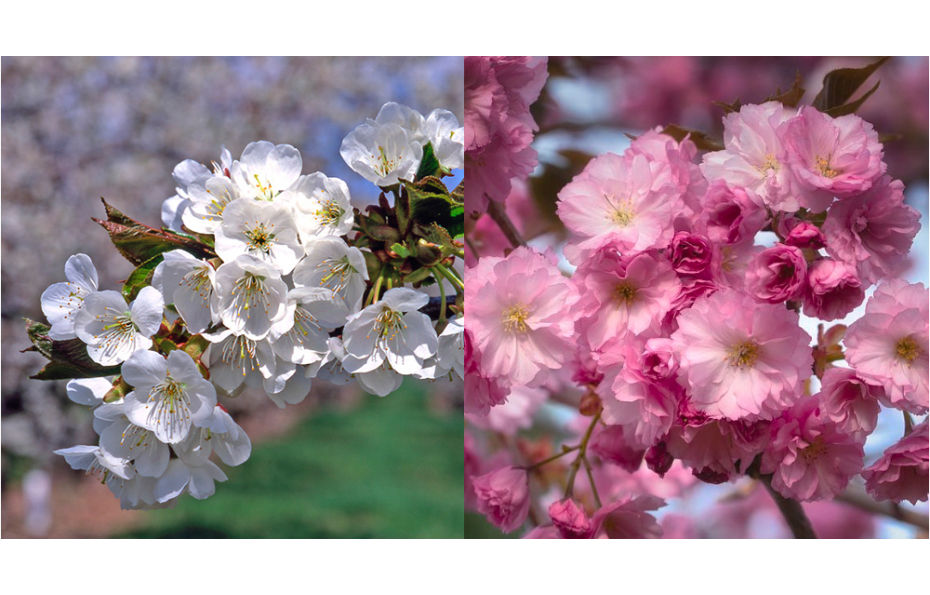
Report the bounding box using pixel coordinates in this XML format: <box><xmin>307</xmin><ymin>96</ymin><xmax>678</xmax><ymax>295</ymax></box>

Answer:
<box><xmin>215</xmin><ymin>198</ymin><xmax>303</xmax><ymax>275</ymax></box>
<box><xmin>292</xmin><ymin>237</ymin><xmax>368</xmax><ymax>311</ymax></box>
<box><xmin>74</xmin><ymin>286</ymin><xmax>164</xmax><ymax>366</ymax></box>
<box><xmin>214</xmin><ymin>255</ymin><xmax>290</xmax><ymax>340</ymax></box>
<box><xmin>40</xmin><ymin>253</ymin><xmax>99</xmax><ymax>340</ymax></box>
<box><xmin>152</xmin><ymin>249</ymin><xmax>217</xmax><ymax>334</ymax></box>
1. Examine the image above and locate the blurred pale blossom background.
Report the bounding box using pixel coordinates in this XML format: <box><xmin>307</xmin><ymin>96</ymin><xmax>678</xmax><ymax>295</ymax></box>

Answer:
<box><xmin>1</xmin><ymin>56</ymin><xmax>464</xmax><ymax>538</ymax></box>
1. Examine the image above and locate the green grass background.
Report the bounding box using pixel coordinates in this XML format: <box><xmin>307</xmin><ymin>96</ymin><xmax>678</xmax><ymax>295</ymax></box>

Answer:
<box><xmin>119</xmin><ymin>381</ymin><xmax>463</xmax><ymax>538</ymax></box>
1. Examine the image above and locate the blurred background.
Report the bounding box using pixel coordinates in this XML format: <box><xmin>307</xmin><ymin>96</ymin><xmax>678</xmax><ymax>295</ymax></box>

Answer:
<box><xmin>466</xmin><ymin>56</ymin><xmax>929</xmax><ymax>538</ymax></box>
<box><xmin>1</xmin><ymin>56</ymin><xmax>464</xmax><ymax>538</ymax></box>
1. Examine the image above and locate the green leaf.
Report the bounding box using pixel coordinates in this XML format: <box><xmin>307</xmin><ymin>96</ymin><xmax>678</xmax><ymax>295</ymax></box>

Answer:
<box><xmin>661</xmin><ymin>125</ymin><xmax>724</xmax><ymax>152</ymax></box>
<box><xmin>390</xmin><ymin>243</ymin><xmax>412</xmax><ymax>258</ymax></box>
<box><xmin>94</xmin><ymin>198</ymin><xmax>215</xmax><ymax>266</ymax></box>
<box><xmin>415</xmin><ymin>142</ymin><xmax>442</xmax><ymax>180</ymax></box>
<box><xmin>402</xmin><ymin>267</ymin><xmax>433</xmax><ymax>285</ymax></box>
<box><xmin>812</xmin><ymin>57</ymin><xmax>889</xmax><ymax>112</ymax></box>
<box><xmin>122</xmin><ymin>254</ymin><xmax>164</xmax><ymax>301</ymax></box>
<box><xmin>406</xmin><ymin>176</ymin><xmax>464</xmax><ymax>239</ymax></box>
<box><xmin>24</xmin><ymin>319</ymin><xmax>122</xmax><ymax>380</ymax></box>
<box><xmin>824</xmin><ymin>80</ymin><xmax>880</xmax><ymax>117</ymax></box>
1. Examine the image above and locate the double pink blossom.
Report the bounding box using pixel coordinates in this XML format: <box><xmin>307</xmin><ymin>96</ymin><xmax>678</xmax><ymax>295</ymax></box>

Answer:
<box><xmin>671</xmin><ymin>289</ymin><xmax>813</xmax><ymax>420</ymax></box>
<box><xmin>472</xmin><ymin>466</ymin><xmax>531</xmax><ymax>533</ymax></box>
<box><xmin>822</xmin><ymin>175</ymin><xmax>920</xmax><ymax>283</ymax></box>
<box><xmin>862</xmin><ymin>420</ymin><xmax>928</xmax><ymax>504</ymax></box>
<box><xmin>745</xmin><ymin>244</ymin><xmax>808</xmax><ymax>303</ymax></box>
<box><xmin>802</xmin><ymin>259</ymin><xmax>864</xmax><ymax>321</ymax></box>
<box><xmin>761</xmin><ymin>397</ymin><xmax>865</xmax><ymax>501</ymax></box>
<box><xmin>466</xmin><ymin>247</ymin><xmax>578</xmax><ymax>387</ymax></box>
<box><xmin>844</xmin><ymin>279</ymin><xmax>929</xmax><ymax>414</ymax></box>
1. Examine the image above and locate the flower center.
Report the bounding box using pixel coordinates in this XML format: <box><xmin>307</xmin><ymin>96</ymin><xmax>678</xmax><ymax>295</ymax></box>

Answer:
<box><xmin>799</xmin><ymin>435</ymin><xmax>827</xmax><ymax>463</ymax></box>
<box><xmin>756</xmin><ymin>153</ymin><xmax>779</xmax><ymax>176</ymax></box>
<box><xmin>314</xmin><ymin>198</ymin><xmax>345</xmax><ymax>226</ymax></box>
<box><xmin>180</xmin><ymin>265</ymin><xmax>213</xmax><ymax>300</ymax></box>
<box><xmin>95</xmin><ymin>309</ymin><xmax>138</xmax><ymax>359</ymax></box>
<box><xmin>289</xmin><ymin>306</ymin><xmax>321</xmax><ymax>340</ymax></box>
<box><xmin>502</xmin><ymin>304</ymin><xmax>530</xmax><ymax>334</ymax></box>
<box><xmin>253</xmin><ymin>173</ymin><xmax>276</xmax><ymax>199</ymax></box>
<box><xmin>244</xmin><ymin>222</ymin><xmax>277</xmax><ymax>253</ymax></box>
<box><xmin>727</xmin><ymin>340</ymin><xmax>759</xmax><ymax>368</ymax></box>
<box><xmin>146</xmin><ymin>373</ymin><xmax>192</xmax><ymax>441</ymax></box>
<box><xmin>221</xmin><ymin>334</ymin><xmax>259</xmax><ymax>376</ymax></box>
<box><xmin>614</xmin><ymin>281</ymin><xmax>637</xmax><ymax>305</ymax></box>
<box><xmin>895</xmin><ymin>336</ymin><xmax>922</xmax><ymax>365</ymax></box>
<box><xmin>318</xmin><ymin>257</ymin><xmax>357</xmax><ymax>294</ymax></box>
<box><xmin>374</xmin><ymin>308</ymin><xmax>406</xmax><ymax>340</ymax></box>
<box><xmin>373</xmin><ymin>146</ymin><xmax>400</xmax><ymax>177</ymax></box>
<box><xmin>231</xmin><ymin>273</ymin><xmax>270</xmax><ymax>319</ymax></box>
<box><xmin>815</xmin><ymin>156</ymin><xmax>839</xmax><ymax>178</ymax></box>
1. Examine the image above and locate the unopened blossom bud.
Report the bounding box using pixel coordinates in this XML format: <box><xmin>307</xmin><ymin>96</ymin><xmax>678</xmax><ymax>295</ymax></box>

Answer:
<box><xmin>784</xmin><ymin>221</ymin><xmax>825</xmax><ymax>250</ymax></box>
<box><xmin>472</xmin><ymin>466</ymin><xmax>530</xmax><ymax>533</ymax></box>
<box><xmin>746</xmin><ymin>244</ymin><xmax>807</xmax><ymax>303</ymax></box>
<box><xmin>668</xmin><ymin>231</ymin><xmax>713</xmax><ymax>277</ymax></box>
<box><xmin>645</xmin><ymin>441</ymin><xmax>674</xmax><ymax>477</ymax></box>
<box><xmin>549</xmin><ymin>498</ymin><xmax>594</xmax><ymax>539</ymax></box>
<box><xmin>802</xmin><ymin>259</ymin><xmax>864</xmax><ymax>321</ymax></box>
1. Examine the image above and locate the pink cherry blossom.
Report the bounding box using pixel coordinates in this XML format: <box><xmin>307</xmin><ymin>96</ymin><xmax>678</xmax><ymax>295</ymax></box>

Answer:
<box><xmin>802</xmin><ymin>258</ymin><xmax>865</xmax><ymax>321</ymax></box>
<box><xmin>761</xmin><ymin>397</ymin><xmax>865</xmax><ymax>501</ymax></box>
<box><xmin>817</xmin><ymin>367</ymin><xmax>882</xmax><ymax>437</ymax></box>
<box><xmin>861</xmin><ymin>420</ymin><xmax>928</xmax><ymax>504</ymax></box>
<box><xmin>573</xmin><ymin>248</ymin><xmax>680</xmax><ymax>349</ymax></box>
<box><xmin>822</xmin><ymin>176</ymin><xmax>920</xmax><ymax>284</ymax></box>
<box><xmin>557</xmin><ymin>151</ymin><xmax>687</xmax><ymax>264</ymax></box>
<box><xmin>671</xmin><ymin>289</ymin><xmax>813</xmax><ymax>420</ymax></box>
<box><xmin>844</xmin><ymin>279</ymin><xmax>929</xmax><ymax>414</ymax></box>
<box><xmin>700</xmin><ymin>101</ymin><xmax>799</xmax><ymax>212</ymax></box>
<box><xmin>472</xmin><ymin>466</ymin><xmax>531</xmax><ymax>533</ymax></box>
<box><xmin>745</xmin><ymin>244</ymin><xmax>808</xmax><ymax>304</ymax></box>
<box><xmin>782</xmin><ymin>106</ymin><xmax>886</xmax><ymax>210</ymax></box>
<box><xmin>465</xmin><ymin>247</ymin><xmax>578</xmax><ymax>386</ymax></box>
<box><xmin>589</xmin><ymin>424</ymin><xmax>646</xmax><ymax>472</ymax></box>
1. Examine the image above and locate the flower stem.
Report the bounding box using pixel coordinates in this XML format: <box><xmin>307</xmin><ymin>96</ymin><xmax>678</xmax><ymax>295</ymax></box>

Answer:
<box><xmin>367</xmin><ymin>274</ymin><xmax>385</xmax><ymax>307</ymax></box>
<box><xmin>523</xmin><ymin>445</ymin><xmax>580</xmax><ymax>471</ymax></box>
<box><xmin>487</xmin><ymin>199</ymin><xmax>526</xmax><ymax>248</ymax></box>
<box><xmin>581</xmin><ymin>455</ymin><xmax>602</xmax><ymax>509</ymax></box>
<box><xmin>758</xmin><ymin>475</ymin><xmax>817</xmax><ymax>538</ymax></box>
<box><xmin>903</xmin><ymin>411</ymin><xmax>914</xmax><ymax>435</ymax></box>
<box><xmin>437</xmin><ymin>269</ymin><xmax>447</xmax><ymax>325</ymax></box>
<box><xmin>564</xmin><ymin>411</ymin><xmax>601</xmax><ymax>500</ymax></box>
<box><xmin>433</xmin><ymin>262</ymin><xmax>464</xmax><ymax>293</ymax></box>
<box><xmin>834</xmin><ymin>485</ymin><xmax>929</xmax><ymax>530</ymax></box>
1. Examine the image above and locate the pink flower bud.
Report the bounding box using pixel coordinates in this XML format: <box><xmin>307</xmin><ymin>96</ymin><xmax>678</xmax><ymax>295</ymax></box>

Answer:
<box><xmin>802</xmin><ymin>259</ymin><xmax>864</xmax><ymax>321</ymax></box>
<box><xmin>784</xmin><ymin>221</ymin><xmax>825</xmax><ymax>250</ymax></box>
<box><xmin>668</xmin><ymin>231</ymin><xmax>714</xmax><ymax>276</ymax></box>
<box><xmin>549</xmin><ymin>498</ymin><xmax>594</xmax><ymax>539</ymax></box>
<box><xmin>746</xmin><ymin>244</ymin><xmax>807</xmax><ymax>303</ymax></box>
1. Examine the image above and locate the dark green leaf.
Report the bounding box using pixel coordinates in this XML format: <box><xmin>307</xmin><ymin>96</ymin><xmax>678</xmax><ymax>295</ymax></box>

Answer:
<box><xmin>765</xmin><ymin>72</ymin><xmax>805</xmax><ymax>107</ymax></box>
<box><xmin>713</xmin><ymin>98</ymin><xmax>743</xmax><ymax>114</ymax></box>
<box><xmin>824</xmin><ymin>80</ymin><xmax>880</xmax><ymax>117</ymax></box>
<box><xmin>122</xmin><ymin>254</ymin><xmax>164</xmax><ymax>301</ymax></box>
<box><xmin>24</xmin><ymin>318</ymin><xmax>124</xmax><ymax>380</ymax></box>
<box><xmin>415</xmin><ymin>142</ymin><xmax>442</xmax><ymax>180</ymax></box>
<box><xmin>812</xmin><ymin>57</ymin><xmax>889</xmax><ymax>112</ymax></box>
<box><xmin>94</xmin><ymin>198</ymin><xmax>215</xmax><ymax>266</ymax></box>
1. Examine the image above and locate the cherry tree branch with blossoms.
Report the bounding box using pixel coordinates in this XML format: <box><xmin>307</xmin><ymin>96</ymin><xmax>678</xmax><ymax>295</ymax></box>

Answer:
<box><xmin>28</xmin><ymin>101</ymin><xmax>466</xmax><ymax>510</ymax></box>
<box><xmin>464</xmin><ymin>56</ymin><xmax>928</xmax><ymax>539</ymax></box>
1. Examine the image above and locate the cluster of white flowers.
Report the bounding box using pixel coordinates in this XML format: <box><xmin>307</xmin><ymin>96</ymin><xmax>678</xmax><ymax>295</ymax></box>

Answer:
<box><xmin>44</xmin><ymin>102</ymin><xmax>465</xmax><ymax>509</ymax></box>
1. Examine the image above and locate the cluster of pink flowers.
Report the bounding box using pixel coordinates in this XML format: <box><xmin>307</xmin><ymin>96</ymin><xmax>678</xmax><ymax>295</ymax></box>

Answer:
<box><xmin>464</xmin><ymin>56</ymin><xmax>548</xmax><ymax>214</ymax></box>
<box><xmin>465</xmin><ymin>88</ymin><xmax>927</xmax><ymax>537</ymax></box>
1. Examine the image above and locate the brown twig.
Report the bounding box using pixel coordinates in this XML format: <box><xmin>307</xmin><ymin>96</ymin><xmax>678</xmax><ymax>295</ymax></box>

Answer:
<box><xmin>487</xmin><ymin>199</ymin><xmax>526</xmax><ymax>248</ymax></box>
<box><xmin>834</xmin><ymin>485</ymin><xmax>929</xmax><ymax>531</ymax></box>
